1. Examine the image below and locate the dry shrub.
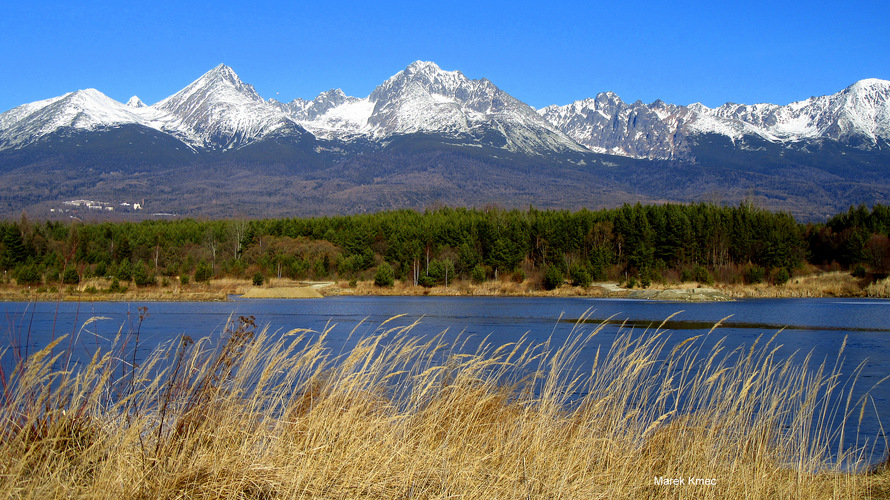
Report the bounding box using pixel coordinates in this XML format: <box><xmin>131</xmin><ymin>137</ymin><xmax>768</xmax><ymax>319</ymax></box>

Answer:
<box><xmin>865</xmin><ymin>277</ymin><xmax>890</xmax><ymax>297</ymax></box>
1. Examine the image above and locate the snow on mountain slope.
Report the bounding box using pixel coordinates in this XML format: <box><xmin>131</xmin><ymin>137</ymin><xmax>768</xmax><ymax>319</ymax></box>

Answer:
<box><xmin>704</xmin><ymin>78</ymin><xmax>890</xmax><ymax>143</ymax></box>
<box><xmin>538</xmin><ymin>94</ymin><xmax>692</xmax><ymax>159</ymax></box>
<box><xmin>0</xmin><ymin>65</ymin><xmax>309</xmax><ymax>153</ymax></box>
<box><xmin>361</xmin><ymin>61</ymin><xmax>586</xmax><ymax>155</ymax></box>
<box><xmin>367</xmin><ymin>61</ymin><xmax>487</xmax><ymax>134</ymax></box>
<box><xmin>126</xmin><ymin>96</ymin><xmax>146</xmax><ymax>108</ymax></box>
<box><xmin>1</xmin><ymin>62</ymin><xmax>888</xmax><ymax>161</ymax></box>
<box><xmin>155</xmin><ymin>64</ymin><xmax>305</xmax><ymax>150</ymax></box>
<box><xmin>274</xmin><ymin>89</ymin><xmax>374</xmax><ymax>140</ymax></box>
<box><xmin>540</xmin><ymin>78</ymin><xmax>890</xmax><ymax>159</ymax></box>
<box><xmin>0</xmin><ymin>89</ymin><xmax>181</xmax><ymax>150</ymax></box>
<box><xmin>0</xmin><ymin>95</ymin><xmax>67</xmax><ymax>148</ymax></box>
<box><xmin>304</xmin><ymin>98</ymin><xmax>375</xmax><ymax>140</ymax></box>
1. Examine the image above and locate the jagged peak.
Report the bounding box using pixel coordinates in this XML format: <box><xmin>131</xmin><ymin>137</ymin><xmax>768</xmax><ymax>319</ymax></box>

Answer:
<box><xmin>126</xmin><ymin>96</ymin><xmax>145</xmax><ymax>108</ymax></box>
<box><xmin>850</xmin><ymin>78</ymin><xmax>890</xmax><ymax>87</ymax></box>
<box><xmin>844</xmin><ymin>78</ymin><xmax>890</xmax><ymax>95</ymax></box>
<box><xmin>157</xmin><ymin>64</ymin><xmax>263</xmax><ymax>111</ymax></box>
<box><xmin>209</xmin><ymin>63</ymin><xmax>238</xmax><ymax>79</ymax></box>
<box><xmin>198</xmin><ymin>64</ymin><xmax>250</xmax><ymax>91</ymax></box>
<box><xmin>396</xmin><ymin>60</ymin><xmax>467</xmax><ymax>83</ymax></box>
<box><xmin>405</xmin><ymin>60</ymin><xmax>443</xmax><ymax>75</ymax></box>
<box><xmin>317</xmin><ymin>88</ymin><xmax>348</xmax><ymax>100</ymax></box>
<box><xmin>181</xmin><ymin>64</ymin><xmax>249</xmax><ymax>92</ymax></box>
<box><xmin>371</xmin><ymin>61</ymin><xmax>469</xmax><ymax>103</ymax></box>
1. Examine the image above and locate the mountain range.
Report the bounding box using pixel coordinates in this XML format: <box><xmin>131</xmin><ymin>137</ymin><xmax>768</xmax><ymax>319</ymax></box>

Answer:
<box><xmin>2</xmin><ymin>61</ymin><xmax>889</xmax><ymax>220</ymax></box>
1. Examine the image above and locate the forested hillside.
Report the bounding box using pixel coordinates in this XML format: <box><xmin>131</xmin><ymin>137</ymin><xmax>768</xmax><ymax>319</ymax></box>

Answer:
<box><xmin>2</xmin><ymin>203</ymin><xmax>888</xmax><ymax>291</ymax></box>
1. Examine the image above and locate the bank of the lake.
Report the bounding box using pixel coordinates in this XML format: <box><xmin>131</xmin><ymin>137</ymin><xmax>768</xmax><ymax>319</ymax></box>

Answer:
<box><xmin>2</xmin><ymin>270</ymin><xmax>886</xmax><ymax>303</ymax></box>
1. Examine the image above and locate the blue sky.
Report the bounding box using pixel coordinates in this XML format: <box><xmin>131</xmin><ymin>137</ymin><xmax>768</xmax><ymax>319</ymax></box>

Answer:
<box><xmin>1</xmin><ymin>0</ymin><xmax>888</xmax><ymax>113</ymax></box>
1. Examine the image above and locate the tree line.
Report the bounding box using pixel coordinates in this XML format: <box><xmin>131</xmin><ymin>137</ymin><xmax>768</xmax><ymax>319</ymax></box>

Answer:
<box><xmin>1</xmin><ymin>203</ymin><xmax>887</xmax><ymax>290</ymax></box>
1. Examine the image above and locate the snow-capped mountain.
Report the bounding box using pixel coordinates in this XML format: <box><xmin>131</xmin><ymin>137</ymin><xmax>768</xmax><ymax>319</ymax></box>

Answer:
<box><xmin>126</xmin><ymin>96</ymin><xmax>146</xmax><ymax>108</ymax></box>
<box><xmin>537</xmin><ymin>94</ymin><xmax>691</xmax><ymax>159</ymax></box>
<box><xmin>4</xmin><ymin>61</ymin><xmax>890</xmax><ymax>220</ymax></box>
<box><xmin>0</xmin><ymin>61</ymin><xmax>586</xmax><ymax>156</ymax></box>
<box><xmin>359</xmin><ymin>61</ymin><xmax>586</xmax><ymax>154</ymax></box>
<box><xmin>0</xmin><ymin>64</ymin><xmax>308</xmax><ymax>153</ymax></box>
<box><xmin>701</xmin><ymin>78</ymin><xmax>890</xmax><ymax>144</ymax></box>
<box><xmin>155</xmin><ymin>64</ymin><xmax>307</xmax><ymax>150</ymax></box>
<box><xmin>274</xmin><ymin>89</ymin><xmax>373</xmax><ymax>141</ymax></box>
<box><xmin>269</xmin><ymin>61</ymin><xmax>586</xmax><ymax>154</ymax></box>
<box><xmin>1</xmin><ymin>61</ymin><xmax>888</xmax><ymax>161</ymax></box>
<box><xmin>0</xmin><ymin>89</ymin><xmax>182</xmax><ymax>151</ymax></box>
<box><xmin>539</xmin><ymin>78</ymin><xmax>890</xmax><ymax>159</ymax></box>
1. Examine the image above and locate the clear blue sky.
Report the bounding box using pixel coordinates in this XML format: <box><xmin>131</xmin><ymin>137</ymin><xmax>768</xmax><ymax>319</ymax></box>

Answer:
<box><xmin>1</xmin><ymin>0</ymin><xmax>888</xmax><ymax>113</ymax></box>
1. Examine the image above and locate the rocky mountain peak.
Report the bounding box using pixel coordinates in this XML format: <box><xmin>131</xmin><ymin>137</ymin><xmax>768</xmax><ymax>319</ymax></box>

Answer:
<box><xmin>126</xmin><ymin>96</ymin><xmax>145</xmax><ymax>108</ymax></box>
<box><xmin>158</xmin><ymin>64</ymin><xmax>263</xmax><ymax>111</ymax></box>
<box><xmin>846</xmin><ymin>78</ymin><xmax>890</xmax><ymax>95</ymax></box>
<box><xmin>152</xmin><ymin>65</ymin><xmax>296</xmax><ymax>149</ymax></box>
<box><xmin>404</xmin><ymin>60</ymin><xmax>445</xmax><ymax>76</ymax></box>
<box><xmin>369</xmin><ymin>60</ymin><xmax>469</xmax><ymax>105</ymax></box>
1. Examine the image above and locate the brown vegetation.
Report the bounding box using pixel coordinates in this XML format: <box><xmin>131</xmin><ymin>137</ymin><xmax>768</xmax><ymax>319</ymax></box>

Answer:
<box><xmin>719</xmin><ymin>271</ymin><xmax>868</xmax><ymax>299</ymax></box>
<box><xmin>0</xmin><ymin>268</ymin><xmax>881</xmax><ymax>303</ymax></box>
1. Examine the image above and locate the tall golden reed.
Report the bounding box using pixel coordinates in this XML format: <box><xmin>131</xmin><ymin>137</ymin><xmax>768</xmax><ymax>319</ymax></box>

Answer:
<box><xmin>0</xmin><ymin>311</ymin><xmax>887</xmax><ymax>498</ymax></box>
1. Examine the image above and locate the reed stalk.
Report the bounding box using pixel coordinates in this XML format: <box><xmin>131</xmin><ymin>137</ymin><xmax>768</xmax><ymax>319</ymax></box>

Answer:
<box><xmin>0</xmin><ymin>313</ymin><xmax>887</xmax><ymax>498</ymax></box>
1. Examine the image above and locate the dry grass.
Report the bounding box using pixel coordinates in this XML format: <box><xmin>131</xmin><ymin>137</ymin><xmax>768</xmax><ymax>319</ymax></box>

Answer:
<box><xmin>865</xmin><ymin>277</ymin><xmax>890</xmax><ymax>298</ymax></box>
<box><xmin>241</xmin><ymin>287</ymin><xmax>324</xmax><ymax>299</ymax></box>
<box><xmin>0</xmin><ymin>278</ymin><xmax>237</xmax><ymax>302</ymax></box>
<box><xmin>721</xmin><ymin>271</ymin><xmax>865</xmax><ymax>299</ymax></box>
<box><xmin>328</xmin><ymin>278</ymin><xmax>614</xmax><ymax>298</ymax></box>
<box><xmin>0</xmin><ymin>269</ymin><xmax>875</xmax><ymax>303</ymax></box>
<box><xmin>1</xmin><ymin>313</ymin><xmax>887</xmax><ymax>499</ymax></box>
<box><xmin>326</xmin><ymin>270</ymin><xmax>873</xmax><ymax>301</ymax></box>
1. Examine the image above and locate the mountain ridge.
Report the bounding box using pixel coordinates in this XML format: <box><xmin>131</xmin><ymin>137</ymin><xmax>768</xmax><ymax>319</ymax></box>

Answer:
<box><xmin>2</xmin><ymin>62</ymin><xmax>890</xmax><ymax>220</ymax></box>
<box><xmin>3</xmin><ymin>61</ymin><xmax>888</xmax><ymax>160</ymax></box>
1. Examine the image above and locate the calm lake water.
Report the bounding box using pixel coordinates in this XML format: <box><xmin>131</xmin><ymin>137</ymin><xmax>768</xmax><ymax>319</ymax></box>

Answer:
<box><xmin>2</xmin><ymin>296</ymin><xmax>889</xmax><ymax>465</ymax></box>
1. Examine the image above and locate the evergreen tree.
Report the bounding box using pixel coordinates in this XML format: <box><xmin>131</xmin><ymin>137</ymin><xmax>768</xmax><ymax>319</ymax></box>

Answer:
<box><xmin>194</xmin><ymin>260</ymin><xmax>213</xmax><ymax>283</ymax></box>
<box><xmin>116</xmin><ymin>236</ymin><xmax>132</xmax><ymax>262</ymax></box>
<box><xmin>569</xmin><ymin>263</ymin><xmax>592</xmax><ymax>288</ymax></box>
<box><xmin>470</xmin><ymin>264</ymin><xmax>486</xmax><ymax>284</ymax></box>
<box><xmin>374</xmin><ymin>262</ymin><xmax>395</xmax><ymax>287</ymax></box>
<box><xmin>2</xmin><ymin>226</ymin><xmax>27</xmax><ymax>268</ymax></box>
<box><xmin>62</xmin><ymin>267</ymin><xmax>80</xmax><ymax>285</ymax></box>
<box><xmin>543</xmin><ymin>265</ymin><xmax>564</xmax><ymax>291</ymax></box>
<box><xmin>116</xmin><ymin>260</ymin><xmax>133</xmax><ymax>282</ymax></box>
<box><xmin>133</xmin><ymin>261</ymin><xmax>156</xmax><ymax>286</ymax></box>
<box><xmin>16</xmin><ymin>264</ymin><xmax>41</xmax><ymax>285</ymax></box>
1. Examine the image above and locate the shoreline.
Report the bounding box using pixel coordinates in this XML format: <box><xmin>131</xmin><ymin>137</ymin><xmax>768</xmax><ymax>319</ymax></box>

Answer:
<box><xmin>0</xmin><ymin>271</ymin><xmax>881</xmax><ymax>302</ymax></box>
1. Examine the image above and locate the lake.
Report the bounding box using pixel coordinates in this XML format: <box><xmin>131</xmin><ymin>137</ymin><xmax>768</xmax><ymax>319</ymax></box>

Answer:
<box><xmin>2</xmin><ymin>295</ymin><xmax>889</xmax><ymax>465</ymax></box>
